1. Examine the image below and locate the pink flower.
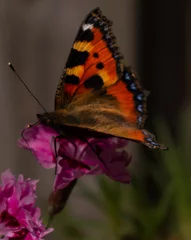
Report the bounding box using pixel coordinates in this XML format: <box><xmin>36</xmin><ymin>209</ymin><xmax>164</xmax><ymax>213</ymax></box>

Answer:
<box><xmin>18</xmin><ymin>125</ymin><xmax>58</xmax><ymax>169</ymax></box>
<box><xmin>18</xmin><ymin>124</ymin><xmax>131</xmax><ymax>191</ymax></box>
<box><xmin>0</xmin><ymin>169</ymin><xmax>53</xmax><ymax>239</ymax></box>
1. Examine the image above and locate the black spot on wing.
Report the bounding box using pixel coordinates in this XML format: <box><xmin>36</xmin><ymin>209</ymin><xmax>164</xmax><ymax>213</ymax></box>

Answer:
<box><xmin>76</xmin><ymin>28</ymin><xmax>94</xmax><ymax>42</ymax></box>
<box><xmin>74</xmin><ymin>8</ymin><xmax>124</xmax><ymax>77</ymax></box>
<box><xmin>93</xmin><ymin>52</ymin><xmax>99</xmax><ymax>58</ymax></box>
<box><xmin>84</xmin><ymin>75</ymin><xmax>104</xmax><ymax>90</ymax></box>
<box><xmin>96</xmin><ymin>62</ymin><xmax>104</xmax><ymax>69</ymax></box>
<box><xmin>64</xmin><ymin>75</ymin><xmax>80</xmax><ymax>85</ymax></box>
<box><xmin>66</xmin><ymin>49</ymin><xmax>89</xmax><ymax>68</ymax></box>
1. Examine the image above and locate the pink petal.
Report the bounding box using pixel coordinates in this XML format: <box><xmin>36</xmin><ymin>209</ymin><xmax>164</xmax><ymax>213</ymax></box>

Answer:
<box><xmin>58</xmin><ymin>138</ymin><xmax>100</xmax><ymax>166</ymax></box>
<box><xmin>54</xmin><ymin>157</ymin><xmax>91</xmax><ymax>190</ymax></box>
<box><xmin>100</xmin><ymin>149</ymin><xmax>131</xmax><ymax>183</ymax></box>
<box><xmin>0</xmin><ymin>170</ymin><xmax>53</xmax><ymax>239</ymax></box>
<box><xmin>18</xmin><ymin>125</ymin><xmax>58</xmax><ymax>169</ymax></box>
<box><xmin>1</xmin><ymin>169</ymin><xmax>15</xmax><ymax>187</ymax></box>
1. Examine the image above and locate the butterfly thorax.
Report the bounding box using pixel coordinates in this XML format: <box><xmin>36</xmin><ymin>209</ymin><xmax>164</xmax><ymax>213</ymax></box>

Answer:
<box><xmin>37</xmin><ymin>113</ymin><xmax>53</xmax><ymax>124</ymax></box>
<box><xmin>36</xmin><ymin>112</ymin><xmax>111</xmax><ymax>139</ymax></box>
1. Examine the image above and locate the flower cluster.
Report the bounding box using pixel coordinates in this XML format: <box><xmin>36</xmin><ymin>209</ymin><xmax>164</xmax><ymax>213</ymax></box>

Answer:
<box><xmin>18</xmin><ymin>124</ymin><xmax>131</xmax><ymax>191</ymax></box>
<box><xmin>0</xmin><ymin>169</ymin><xmax>53</xmax><ymax>239</ymax></box>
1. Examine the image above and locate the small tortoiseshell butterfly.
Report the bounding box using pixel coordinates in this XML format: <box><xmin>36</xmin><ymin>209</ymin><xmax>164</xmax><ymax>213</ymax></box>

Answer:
<box><xmin>38</xmin><ymin>8</ymin><xmax>166</xmax><ymax>150</ymax></box>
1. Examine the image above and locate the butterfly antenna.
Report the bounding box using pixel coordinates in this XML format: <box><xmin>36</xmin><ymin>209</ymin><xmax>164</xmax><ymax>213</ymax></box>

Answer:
<box><xmin>21</xmin><ymin>124</ymin><xmax>40</xmax><ymax>147</ymax></box>
<box><xmin>21</xmin><ymin>128</ymin><xmax>30</xmax><ymax>148</ymax></box>
<box><xmin>8</xmin><ymin>62</ymin><xmax>48</xmax><ymax>113</ymax></box>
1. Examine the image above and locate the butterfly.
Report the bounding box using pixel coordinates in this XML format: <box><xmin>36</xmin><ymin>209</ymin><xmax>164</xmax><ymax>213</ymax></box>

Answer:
<box><xmin>38</xmin><ymin>7</ymin><xmax>167</xmax><ymax>150</ymax></box>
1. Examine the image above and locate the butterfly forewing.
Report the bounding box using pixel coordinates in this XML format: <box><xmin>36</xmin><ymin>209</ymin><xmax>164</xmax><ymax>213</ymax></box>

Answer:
<box><xmin>55</xmin><ymin>7</ymin><xmax>124</xmax><ymax>109</ymax></box>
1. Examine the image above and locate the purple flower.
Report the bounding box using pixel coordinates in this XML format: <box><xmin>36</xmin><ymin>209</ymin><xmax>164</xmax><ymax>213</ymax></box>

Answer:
<box><xmin>18</xmin><ymin>124</ymin><xmax>131</xmax><ymax>191</ymax></box>
<box><xmin>18</xmin><ymin>125</ymin><xmax>57</xmax><ymax>169</ymax></box>
<box><xmin>0</xmin><ymin>169</ymin><xmax>53</xmax><ymax>239</ymax></box>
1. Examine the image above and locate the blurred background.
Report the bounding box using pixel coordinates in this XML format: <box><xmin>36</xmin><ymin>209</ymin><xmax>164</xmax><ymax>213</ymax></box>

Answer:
<box><xmin>1</xmin><ymin>0</ymin><xmax>191</xmax><ymax>239</ymax></box>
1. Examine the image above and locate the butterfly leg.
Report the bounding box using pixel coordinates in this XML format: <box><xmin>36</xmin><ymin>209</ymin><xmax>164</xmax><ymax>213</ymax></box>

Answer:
<box><xmin>81</xmin><ymin>137</ymin><xmax>108</xmax><ymax>170</ymax></box>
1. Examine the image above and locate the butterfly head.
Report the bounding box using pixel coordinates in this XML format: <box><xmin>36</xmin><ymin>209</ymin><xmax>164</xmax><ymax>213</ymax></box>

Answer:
<box><xmin>36</xmin><ymin>112</ymin><xmax>66</xmax><ymax>135</ymax></box>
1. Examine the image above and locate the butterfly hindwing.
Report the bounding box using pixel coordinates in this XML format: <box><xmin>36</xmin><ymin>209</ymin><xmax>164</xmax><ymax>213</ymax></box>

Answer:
<box><xmin>107</xmin><ymin>67</ymin><xmax>149</xmax><ymax>129</ymax></box>
<box><xmin>52</xmin><ymin>68</ymin><xmax>166</xmax><ymax>149</ymax></box>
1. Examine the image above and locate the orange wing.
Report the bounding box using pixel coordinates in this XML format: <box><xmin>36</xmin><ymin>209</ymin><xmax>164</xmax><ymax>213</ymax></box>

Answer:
<box><xmin>49</xmin><ymin>66</ymin><xmax>166</xmax><ymax>149</ymax></box>
<box><xmin>52</xmin><ymin>8</ymin><xmax>167</xmax><ymax>150</ymax></box>
<box><xmin>55</xmin><ymin>7</ymin><xmax>124</xmax><ymax>109</ymax></box>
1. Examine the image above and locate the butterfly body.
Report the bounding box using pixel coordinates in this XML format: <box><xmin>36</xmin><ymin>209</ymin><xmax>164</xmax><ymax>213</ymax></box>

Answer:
<box><xmin>38</xmin><ymin>8</ymin><xmax>167</xmax><ymax>150</ymax></box>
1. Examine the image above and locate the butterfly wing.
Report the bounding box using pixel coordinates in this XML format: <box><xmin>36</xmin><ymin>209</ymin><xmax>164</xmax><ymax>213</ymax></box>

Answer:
<box><xmin>53</xmin><ymin>8</ymin><xmax>166</xmax><ymax>150</ymax></box>
<box><xmin>52</xmin><ymin>67</ymin><xmax>166</xmax><ymax>149</ymax></box>
<box><xmin>55</xmin><ymin>7</ymin><xmax>124</xmax><ymax>109</ymax></box>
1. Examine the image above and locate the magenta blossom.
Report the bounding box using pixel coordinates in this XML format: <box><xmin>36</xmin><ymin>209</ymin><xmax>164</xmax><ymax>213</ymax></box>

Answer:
<box><xmin>18</xmin><ymin>125</ymin><xmax>57</xmax><ymax>169</ymax></box>
<box><xmin>0</xmin><ymin>169</ymin><xmax>53</xmax><ymax>239</ymax></box>
<box><xmin>18</xmin><ymin>124</ymin><xmax>131</xmax><ymax>191</ymax></box>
